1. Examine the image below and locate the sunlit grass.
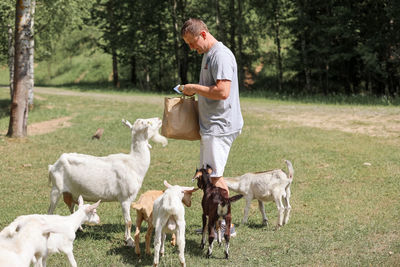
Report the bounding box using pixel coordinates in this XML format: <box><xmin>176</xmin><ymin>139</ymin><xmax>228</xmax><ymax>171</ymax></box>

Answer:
<box><xmin>0</xmin><ymin>86</ymin><xmax>399</xmax><ymax>266</ymax></box>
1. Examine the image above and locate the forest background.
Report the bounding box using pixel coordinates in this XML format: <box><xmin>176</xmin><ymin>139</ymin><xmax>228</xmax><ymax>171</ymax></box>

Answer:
<box><xmin>1</xmin><ymin>0</ymin><xmax>399</xmax><ymax>99</ymax></box>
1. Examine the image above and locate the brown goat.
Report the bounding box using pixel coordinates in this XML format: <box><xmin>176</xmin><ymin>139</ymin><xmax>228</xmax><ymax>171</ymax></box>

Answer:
<box><xmin>192</xmin><ymin>165</ymin><xmax>243</xmax><ymax>259</ymax></box>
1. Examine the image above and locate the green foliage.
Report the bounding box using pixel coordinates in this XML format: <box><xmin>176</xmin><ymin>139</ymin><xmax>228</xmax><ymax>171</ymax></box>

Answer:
<box><xmin>0</xmin><ymin>87</ymin><xmax>399</xmax><ymax>266</ymax></box>
<box><xmin>0</xmin><ymin>0</ymin><xmax>14</xmax><ymax>63</ymax></box>
<box><xmin>1</xmin><ymin>0</ymin><xmax>399</xmax><ymax>98</ymax></box>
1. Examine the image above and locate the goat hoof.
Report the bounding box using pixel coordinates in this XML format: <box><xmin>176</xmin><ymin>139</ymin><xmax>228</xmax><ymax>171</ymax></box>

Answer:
<box><xmin>125</xmin><ymin>238</ymin><xmax>135</xmax><ymax>247</ymax></box>
<box><xmin>262</xmin><ymin>220</ymin><xmax>268</xmax><ymax>225</ymax></box>
<box><xmin>206</xmin><ymin>253</ymin><xmax>211</xmax><ymax>259</ymax></box>
<box><xmin>200</xmin><ymin>243</ymin><xmax>205</xmax><ymax>249</ymax></box>
<box><xmin>225</xmin><ymin>252</ymin><xmax>229</xmax><ymax>259</ymax></box>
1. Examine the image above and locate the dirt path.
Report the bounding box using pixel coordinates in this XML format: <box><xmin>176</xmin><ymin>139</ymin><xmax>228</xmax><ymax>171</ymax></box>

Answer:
<box><xmin>243</xmin><ymin>104</ymin><xmax>400</xmax><ymax>138</ymax></box>
<box><xmin>26</xmin><ymin>87</ymin><xmax>400</xmax><ymax>139</ymax></box>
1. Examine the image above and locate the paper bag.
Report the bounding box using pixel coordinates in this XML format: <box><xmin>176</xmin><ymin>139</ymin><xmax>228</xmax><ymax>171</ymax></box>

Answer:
<box><xmin>161</xmin><ymin>96</ymin><xmax>200</xmax><ymax>141</ymax></box>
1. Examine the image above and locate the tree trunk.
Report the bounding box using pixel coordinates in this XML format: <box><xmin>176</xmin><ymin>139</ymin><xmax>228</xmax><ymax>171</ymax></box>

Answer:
<box><xmin>28</xmin><ymin>0</ymin><xmax>35</xmax><ymax>110</ymax></box>
<box><xmin>229</xmin><ymin>0</ymin><xmax>236</xmax><ymax>55</ymax></box>
<box><xmin>8</xmin><ymin>0</ymin><xmax>32</xmax><ymax>138</ymax></box>
<box><xmin>301</xmin><ymin>34</ymin><xmax>311</xmax><ymax>92</ymax></box>
<box><xmin>298</xmin><ymin>1</ymin><xmax>311</xmax><ymax>93</ymax></box>
<box><xmin>171</xmin><ymin>0</ymin><xmax>180</xmax><ymax>82</ymax></box>
<box><xmin>171</xmin><ymin>0</ymin><xmax>188</xmax><ymax>84</ymax></box>
<box><xmin>237</xmin><ymin>0</ymin><xmax>245</xmax><ymax>87</ymax></box>
<box><xmin>8</xmin><ymin>25</ymin><xmax>14</xmax><ymax>100</ymax></box>
<box><xmin>273</xmin><ymin>0</ymin><xmax>283</xmax><ymax>92</ymax></box>
<box><xmin>112</xmin><ymin>49</ymin><xmax>119</xmax><ymax>88</ymax></box>
<box><xmin>130</xmin><ymin>55</ymin><xmax>137</xmax><ymax>85</ymax></box>
<box><xmin>215</xmin><ymin>0</ymin><xmax>222</xmax><ymax>42</ymax></box>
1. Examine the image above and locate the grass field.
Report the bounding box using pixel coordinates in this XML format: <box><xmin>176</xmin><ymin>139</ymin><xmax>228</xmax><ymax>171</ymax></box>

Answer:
<box><xmin>0</xmin><ymin>86</ymin><xmax>399</xmax><ymax>266</ymax></box>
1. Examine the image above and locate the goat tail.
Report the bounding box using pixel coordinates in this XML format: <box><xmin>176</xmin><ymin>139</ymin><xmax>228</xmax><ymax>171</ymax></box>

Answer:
<box><xmin>48</xmin><ymin>164</ymin><xmax>54</xmax><ymax>186</ymax></box>
<box><xmin>285</xmin><ymin>160</ymin><xmax>294</xmax><ymax>179</ymax></box>
<box><xmin>131</xmin><ymin>202</ymin><xmax>143</xmax><ymax>211</ymax></box>
<box><xmin>228</xmin><ymin>194</ymin><xmax>243</xmax><ymax>203</ymax></box>
<box><xmin>0</xmin><ymin>222</ymin><xmax>19</xmax><ymax>238</ymax></box>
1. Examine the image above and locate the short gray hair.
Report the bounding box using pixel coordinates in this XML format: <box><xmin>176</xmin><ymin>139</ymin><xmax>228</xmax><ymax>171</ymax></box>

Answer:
<box><xmin>181</xmin><ymin>18</ymin><xmax>209</xmax><ymax>37</ymax></box>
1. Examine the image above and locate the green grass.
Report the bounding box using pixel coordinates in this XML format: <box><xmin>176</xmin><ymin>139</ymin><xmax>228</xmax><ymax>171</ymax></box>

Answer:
<box><xmin>34</xmin><ymin>50</ymin><xmax>112</xmax><ymax>86</ymax></box>
<box><xmin>0</xmin><ymin>86</ymin><xmax>399</xmax><ymax>266</ymax></box>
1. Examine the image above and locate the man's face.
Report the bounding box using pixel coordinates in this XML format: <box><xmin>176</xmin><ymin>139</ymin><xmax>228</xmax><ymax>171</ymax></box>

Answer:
<box><xmin>183</xmin><ymin>32</ymin><xmax>207</xmax><ymax>54</ymax></box>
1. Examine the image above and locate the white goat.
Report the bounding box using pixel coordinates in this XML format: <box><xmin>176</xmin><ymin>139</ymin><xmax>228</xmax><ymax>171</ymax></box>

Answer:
<box><xmin>47</xmin><ymin>117</ymin><xmax>167</xmax><ymax>247</ymax></box>
<box><xmin>224</xmin><ymin>160</ymin><xmax>294</xmax><ymax>228</ymax></box>
<box><xmin>131</xmin><ymin>190</ymin><xmax>167</xmax><ymax>257</ymax></box>
<box><xmin>152</xmin><ymin>181</ymin><xmax>197</xmax><ymax>267</ymax></box>
<box><xmin>1</xmin><ymin>196</ymin><xmax>100</xmax><ymax>267</ymax></box>
<box><xmin>0</xmin><ymin>217</ymin><xmax>70</xmax><ymax>267</ymax></box>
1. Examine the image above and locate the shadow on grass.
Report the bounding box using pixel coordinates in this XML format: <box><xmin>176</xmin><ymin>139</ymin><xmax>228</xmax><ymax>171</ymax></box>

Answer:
<box><xmin>0</xmin><ymin>99</ymin><xmax>10</xmax><ymax>120</ymax></box>
<box><xmin>107</xmin><ymin>238</ymin><xmax>203</xmax><ymax>266</ymax></box>
<box><xmin>76</xmin><ymin>223</ymin><xmax>123</xmax><ymax>241</ymax></box>
<box><xmin>73</xmin><ymin>222</ymin><xmax>257</xmax><ymax>265</ymax></box>
<box><xmin>245</xmin><ymin>221</ymin><xmax>271</xmax><ymax>229</ymax></box>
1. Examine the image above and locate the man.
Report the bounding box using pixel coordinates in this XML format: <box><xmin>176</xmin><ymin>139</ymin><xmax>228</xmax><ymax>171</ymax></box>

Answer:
<box><xmin>180</xmin><ymin>18</ymin><xmax>243</xmax><ymax>197</ymax></box>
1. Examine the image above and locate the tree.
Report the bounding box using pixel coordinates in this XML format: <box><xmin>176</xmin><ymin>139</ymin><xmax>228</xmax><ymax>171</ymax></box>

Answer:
<box><xmin>8</xmin><ymin>0</ymin><xmax>34</xmax><ymax>138</ymax></box>
<box><xmin>27</xmin><ymin>0</ymin><xmax>35</xmax><ymax>109</ymax></box>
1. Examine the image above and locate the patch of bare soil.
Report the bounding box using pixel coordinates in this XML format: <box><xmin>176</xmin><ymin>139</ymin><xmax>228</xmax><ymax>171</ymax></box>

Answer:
<box><xmin>28</xmin><ymin>116</ymin><xmax>72</xmax><ymax>136</ymax></box>
<box><xmin>243</xmin><ymin>104</ymin><xmax>400</xmax><ymax>138</ymax></box>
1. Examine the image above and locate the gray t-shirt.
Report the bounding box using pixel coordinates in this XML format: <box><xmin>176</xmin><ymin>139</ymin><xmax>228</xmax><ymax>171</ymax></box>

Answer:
<box><xmin>198</xmin><ymin>42</ymin><xmax>244</xmax><ymax>136</ymax></box>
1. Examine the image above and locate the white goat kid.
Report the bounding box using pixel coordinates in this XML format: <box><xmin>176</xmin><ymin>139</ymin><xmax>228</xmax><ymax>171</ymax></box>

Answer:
<box><xmin>43</xmin><ymin>196</ymin><xmax>100</xmax><ymax>267</ymax></box>
<box><xmin>224</xmin><ymin>160</ymin><xmax>294</xmax><ymax>228</ymax></box>
<box><xmin>47</xmin><ymin>117</ymin><xmax>167</xmax><ymax>247</ymax></box>
<box><xmin>152</xmin><ymin>181</ymin><xmax>197</xmax><ymax>267</ymax></box>
<box><xmin>1</xmin><ymin>196</ymin><xmax>100</xmax><ymax>267</ymax></box>
<box><xmin>0</xmin><ymin>218</ymin><xmax>71</xmax><ymax>267</ymax></box>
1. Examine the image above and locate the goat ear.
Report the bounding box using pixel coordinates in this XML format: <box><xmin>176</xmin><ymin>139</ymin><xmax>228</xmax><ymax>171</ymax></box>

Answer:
<box><xmin>206</xmin><ymin>165</ymin><xmax>213</xmax><ymax>174</ymax></box>
<box><xmin>184</xmin><ymin>188</ymin><xmax>198</xmax><ymax>193</ymax></box>
<box><xmin>164</xmin><ymin>180</ymin><xmax>172</xmax><ymax>188</ymax></box>
<box><xmin>87</xmin><ymin>200</ymin><xmax>101</xmax><ymax>212</ymax></box>
<box><xmin>78</xmin><ymin>195</ymin><xmax>84</xmax><ymax>206</ymax></box>
<box><xmin>122</xmin><ymin>119</ymin><xmax>133</xmax><ymax>129</ymax></box>
<box><xmin>192</xmin><ymin>172</ymin><xmax>201</xmax><ymax>182</ymax></box>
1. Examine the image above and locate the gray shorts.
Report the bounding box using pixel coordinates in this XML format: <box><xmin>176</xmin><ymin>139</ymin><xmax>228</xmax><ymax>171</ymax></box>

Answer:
<box><xmin>199</xmin><ymin>131</ymin><xmax>241</xmax><ymax>177</ymax></box>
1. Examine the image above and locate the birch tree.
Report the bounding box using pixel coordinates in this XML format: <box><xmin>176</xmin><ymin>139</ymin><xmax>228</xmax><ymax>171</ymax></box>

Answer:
<box><xmin>8</xmin><ymin>25</ymin><xmax>14</xmax><ymax>100</ymax></box>
<box><xmin>27</xmin><ymin>0</ymin><xmax>35</xmax><ymax>109</ymax></box>
<box><xmin>7</xmin><ymin>0</ymin><xmax>33</xmax><ymax>138</ymax></box>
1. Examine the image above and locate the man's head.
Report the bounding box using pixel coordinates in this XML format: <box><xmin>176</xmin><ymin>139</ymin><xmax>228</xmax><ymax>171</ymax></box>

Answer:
<box><xmin>181</xmin><ymin>18</ymin><xmax>214</xmax><ymax>54</ymax></box>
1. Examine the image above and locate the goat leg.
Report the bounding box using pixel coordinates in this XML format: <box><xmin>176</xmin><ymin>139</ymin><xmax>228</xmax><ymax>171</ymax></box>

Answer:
<box><xmin>145</xmin><ymin>222</ymin><xmax>154</xmax><ymax>256</ymax></box>
<box><xmin>216</xmin><ymin>220</ymin><xmax>222</xmax><ymax>246</ymax></box>
<box><xmin>200</xmin><ymin>214</ymin><xmax>207</xmax><ymax>249</ymax></box>
<box><xmin>282</xmin><ymin>189</ymin><xmax>291</xmax><ymax>225</ymax></box>
<box><xmin>274</xmin><ymin>195</ymin><xmax>285</xmax><ymax>229</ymax></box>
<box><xmin>206</xmin><ymin>219</ymin><xmax>216</xmax><ymax>258</ymax></box>
<box><xmin>258</xmin><ymin>200</ymin><xmax>268</xmax><ymax>225</ymax></box>
<box><xmin>242</xmin><ymin>196</ymin><xmax>252</xmax><ymax>224</ymax></box>
<box><xmin>160</xmin><ymin>233</ymin><xmax>166</xmax><ymax>256</ymax></box>
<box><xmin>134</xmin><ymin>213</ymin><xmax>144</xmax><ymax>256</ymax></box>
<box><xmin>223</xmin><ymin>215</ymin><xmax>232</xmax><ymax>259</ymax></box>
<box><xmin>122</xmin><ymin>201</ymin><xmax>135</xmax><ymax>247</ymax></box>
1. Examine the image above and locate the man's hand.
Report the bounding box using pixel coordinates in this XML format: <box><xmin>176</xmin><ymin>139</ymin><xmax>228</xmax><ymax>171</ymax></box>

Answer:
<box><xmin>182</xmin><ymin>84</ymin><xmax>197</xmax><ymax>96</ymax></box>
